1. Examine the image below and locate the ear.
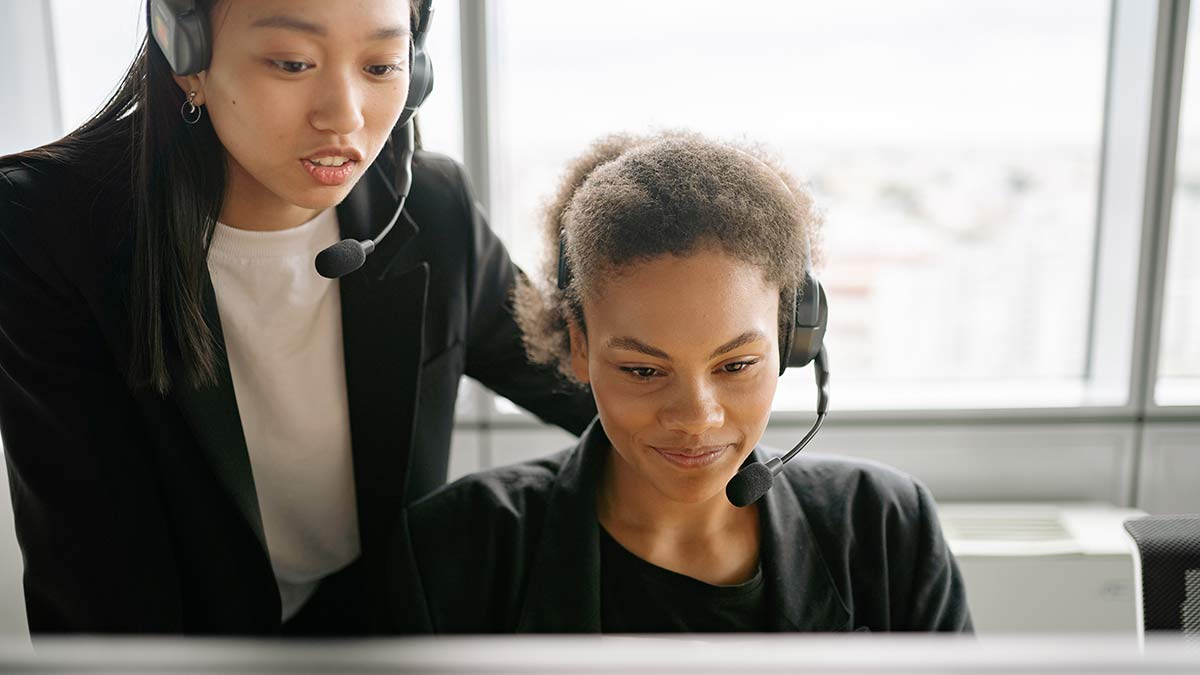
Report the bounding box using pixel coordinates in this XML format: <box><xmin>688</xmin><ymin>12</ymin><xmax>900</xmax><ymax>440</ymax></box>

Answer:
<box><xmin>171</xmin><ymin>72</ymin><xmax>209</xmax><ymax>105</ymax></box>
<box><xmin>567</xmin><ymin>317</ymin><xmax>591</xmax><ymax>385</ymax></box>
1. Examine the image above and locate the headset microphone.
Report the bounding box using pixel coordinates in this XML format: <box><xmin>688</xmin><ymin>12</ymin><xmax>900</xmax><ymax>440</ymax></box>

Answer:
<box><xmin>725</xmin><ymin>272</ymin><xmax>829</xmax><ymax>507</ymax></box>
<box><xmin>726</xmin><ymin>346</ymin><xmax>828</xmax><ymax>508</ymax></box>
<box><xmin>315</xmin><ymin>0</ymin><xmax>434</xmax><ymax>279</ymax></box>
<box><xmin>315</xmin><ymin>120</ymin><xmax>417</xmax><ymax>279</ymax></box>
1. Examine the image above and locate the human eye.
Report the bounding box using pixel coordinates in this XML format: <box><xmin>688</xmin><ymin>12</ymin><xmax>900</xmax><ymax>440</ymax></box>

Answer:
<box><xmin>720</xmin><ymin>359</ymin><xmax>761</xmax><ymax>374</ymax></box>
<box><xmin>364</xmin><ymin>63</ymin><xmax>406</xmax><ymax>77</ymax></box>
<box><xmin>270</xmin><ymin>59</ymin><xmax>313</xmax><ymax>74</ymax></box>
<box><xmin>619</xmin><ymin>366</ymin><xmax>662</xmax><ymax>381</ymax></box>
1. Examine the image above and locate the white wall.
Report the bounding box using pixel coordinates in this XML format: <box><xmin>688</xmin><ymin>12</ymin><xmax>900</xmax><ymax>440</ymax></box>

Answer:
<box><xmin>0</xmin><ymin>1</ymin><xmax>59</xmax><ymax>156</ymax></box>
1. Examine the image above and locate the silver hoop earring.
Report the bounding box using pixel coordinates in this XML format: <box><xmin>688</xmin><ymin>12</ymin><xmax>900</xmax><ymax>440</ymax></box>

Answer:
<box><xmin>181</xmin><ymin>91</ymin><xmax>203</xmax><ymax>125</ymax></box>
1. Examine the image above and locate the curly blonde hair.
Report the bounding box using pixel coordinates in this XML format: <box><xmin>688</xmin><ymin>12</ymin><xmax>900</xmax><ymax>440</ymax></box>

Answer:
<box><xmin>513</xmin><ymin>130</ymin><xmax>822</xmax><ymax>385</ymax></box>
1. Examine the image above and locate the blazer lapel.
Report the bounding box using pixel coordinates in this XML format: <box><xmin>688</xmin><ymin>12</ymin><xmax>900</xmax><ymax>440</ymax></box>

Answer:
<box><xmin>334</xmin><ymin>161</ymin><xmax>425</xmax><ymax>563</ymax></box>
<box><xmin>102</xmin><ymin>221</ymin><xmax>268</xmax><ymax>556</ymax></box>
<box><xmin>515</xmin><ymin>418</ymin><xmax>607</xmax><ymax>632</ymax></box>
<box><xmin>754</xmin><ymin>447</ymin><xmax>854</xmax><ymax>631</ymax></box>
<box><xmin>166</xmin><ymin>275</ymin><xmax>268</xmax><ymax>555</ymax></box>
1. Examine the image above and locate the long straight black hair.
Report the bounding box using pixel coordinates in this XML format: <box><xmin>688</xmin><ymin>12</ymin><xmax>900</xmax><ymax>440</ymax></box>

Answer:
<box><xmin>2</xmin><ymin>0</ymin><xmax>419</xmax><ymax>396</ymax></box>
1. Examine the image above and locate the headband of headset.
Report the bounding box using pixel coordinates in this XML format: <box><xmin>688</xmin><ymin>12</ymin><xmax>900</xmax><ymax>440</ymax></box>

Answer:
<box><xmin>557</xmin><ymin>234</ymin><xmax>827</xmax><ymax>376</ymax></box>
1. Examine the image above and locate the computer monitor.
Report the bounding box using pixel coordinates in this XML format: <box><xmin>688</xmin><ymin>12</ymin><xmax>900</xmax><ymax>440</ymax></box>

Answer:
<box><xmin>2</xmin><ymin>634</ymin><xmax>1198</xmax><ymax>674</ymax></box>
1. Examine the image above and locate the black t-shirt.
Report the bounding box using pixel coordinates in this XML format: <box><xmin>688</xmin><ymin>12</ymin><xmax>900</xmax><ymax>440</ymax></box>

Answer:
<box><xmin>599</xmin><ymin>526</ymin><xmax>769</xmax><ymax>633</ymax></box>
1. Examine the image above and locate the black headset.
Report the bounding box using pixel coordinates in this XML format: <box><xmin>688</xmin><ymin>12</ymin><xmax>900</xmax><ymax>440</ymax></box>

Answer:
<box><xmin>149</xmin><ymin>0</ymin><xmax>437</xmax><ymax>278</ymax></box>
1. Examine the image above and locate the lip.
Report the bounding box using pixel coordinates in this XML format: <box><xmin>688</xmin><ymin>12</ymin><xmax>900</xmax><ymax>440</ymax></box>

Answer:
<box><xmin>300</xmin><ymin>146</ymin><xmax>364</xmax><ymax>187</ymax></box>
<box><xmin>651</xmin><ymin>444</ymin><xmax>731</xmax><ymax>469</ymax></box>
<box><xmin>302</xmin><ymin>158</ymin><xmax>358</xmax><ymax>186</ymax></box>
<box><xmin>304</xmin><ymin>146</ymin><xmax>364</xmax><ymax>162</ymax></box>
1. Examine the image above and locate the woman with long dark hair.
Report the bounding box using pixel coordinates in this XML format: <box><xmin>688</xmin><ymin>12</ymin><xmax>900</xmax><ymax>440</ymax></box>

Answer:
<box><xmin>0</xmin><ymin>0</ymin><xmax>593</xmax><ymax>635</ymax></box>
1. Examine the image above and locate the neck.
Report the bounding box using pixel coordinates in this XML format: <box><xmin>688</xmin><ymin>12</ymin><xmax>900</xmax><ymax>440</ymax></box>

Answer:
<box><xmin>598</xmin><ymin>445</ymin><xmax>747</xmax><ymax>544</ymax></box>
<box><xmin>219</xmin><ymin>155</ymin><xmax>321</xmax><ymax>232</ymax></box>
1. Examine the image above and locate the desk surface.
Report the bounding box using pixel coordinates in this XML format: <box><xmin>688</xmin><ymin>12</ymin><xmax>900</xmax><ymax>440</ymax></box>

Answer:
<box><xmin>1</xmin><ymin>634</ymin><xmax>1198</xmax><ymax>674</ymax></box>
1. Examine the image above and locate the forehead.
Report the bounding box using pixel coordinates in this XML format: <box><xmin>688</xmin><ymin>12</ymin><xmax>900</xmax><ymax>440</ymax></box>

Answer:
<box><xmin>583</xmin><ymin>249</ymin><xmax>780</xmax><ymax>355</ymax></box>
<box><xmin>217</xmin><ymin>0</ymin><xmax>411</xmax><ymax>39</ymax></box>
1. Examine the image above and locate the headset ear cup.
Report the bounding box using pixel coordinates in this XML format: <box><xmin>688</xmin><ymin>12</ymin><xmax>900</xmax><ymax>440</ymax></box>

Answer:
<box><xmin>397</xmin><ymin>46</ymin><xmax>434</xmax><ymax>128</ymax></box>
<box><xmin>149</xmin><ymin>0</ymin><xmax>211</xmax><ymax>76</ymax></box>
<box><xmin>778</xmin><ymin>287</ymin><xmax>796</xmax><ymax>376</ymax></box>
<box><xmin>784</xmin><ymin>272</ymin><xmax>828</xmax><ymax>372</ymax></box>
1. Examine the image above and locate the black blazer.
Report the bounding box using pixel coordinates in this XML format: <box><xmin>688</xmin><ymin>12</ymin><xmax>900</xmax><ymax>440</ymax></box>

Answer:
<box><xmin>0</xmin><ymin>147</ymin><xmax>595</xmax><ymax>634</ymax></box>
<box><xmin>391</xmin><ymin>418</ymin><xmax>973</xmax><ymax>633</ymax></box>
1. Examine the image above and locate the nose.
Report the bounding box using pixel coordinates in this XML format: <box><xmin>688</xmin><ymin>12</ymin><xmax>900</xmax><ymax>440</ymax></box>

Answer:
<box><xmin>658</xmin><ymin>377</ymin><xmax>726</xmax><ymax>437</ymax></box>
<box><xmin>309</xmin><ymin>66</ymin><xmax>366</xmax><ymax>136</ymax></box>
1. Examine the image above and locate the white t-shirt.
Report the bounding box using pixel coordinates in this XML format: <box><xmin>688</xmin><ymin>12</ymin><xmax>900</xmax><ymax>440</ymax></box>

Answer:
<box><xmin>207</xmin><ymin>208</ymin><xmax>359</xmax><ymax>622</ymax></box>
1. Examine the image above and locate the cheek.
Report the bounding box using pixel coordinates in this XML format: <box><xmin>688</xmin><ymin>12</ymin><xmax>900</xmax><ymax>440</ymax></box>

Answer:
<box><xmin>733</xmin><ymin>370</ymin><xmax>779</xmax><ymax>429</ymax></box>
<box><xmin>589</xmin><ymin>371</ymin><xmax>663</xmax><ymax>450</ymax></box>
<box><xmin>368</xmin><ymin>74</ymin><xmax>410</xmax><ymax>115</ymax></box>
<box><xmin>205</xmin><ymin>78</ymin><xmax>300</xmax><ymax>164</ymax></box>
<box><xmin>707</xmin><ymin>370</ymin><xmax>779</xmax><ymax>441</ymax></box>
<box><xmin>360</xmin><ymin>83</ymin><xmax>409</xmax><ymax>147</ymax></box>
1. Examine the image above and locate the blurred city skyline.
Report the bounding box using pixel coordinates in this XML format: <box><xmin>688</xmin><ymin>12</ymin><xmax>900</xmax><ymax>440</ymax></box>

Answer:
<box><xmin>488</xmin><ymin>0</ymin><xmax>1113</xmax><ymax>409</ymax></box>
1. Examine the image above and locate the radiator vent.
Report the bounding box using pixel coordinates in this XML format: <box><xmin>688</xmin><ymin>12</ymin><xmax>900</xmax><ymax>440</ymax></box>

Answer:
<box><xmin>941</xmin><ymin>513</ymin><xmax>1072</xmax><ymax>542</ymax></box>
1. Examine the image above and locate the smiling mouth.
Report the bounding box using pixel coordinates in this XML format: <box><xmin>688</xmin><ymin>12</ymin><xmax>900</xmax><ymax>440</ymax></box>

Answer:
<box><xmin>651</xmin><ymin>444</ymin><xmax>731</xmax><ymax>469</ymax></box>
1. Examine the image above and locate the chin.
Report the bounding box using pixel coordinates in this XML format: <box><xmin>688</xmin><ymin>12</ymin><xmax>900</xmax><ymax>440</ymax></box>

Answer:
<box><xmin>650</xmin><ymin>474</ymin><xmax>730</xmax><ymax>505</ymax></box>
<box><xmin>289</xmin><ymin>187</ymin><xmax>351</xmax><ymax>211</ymax></box>
<box><xmin>663</xmin><ymin>485</ymin><xmax>728</xmax><ymax>506</ymax></box>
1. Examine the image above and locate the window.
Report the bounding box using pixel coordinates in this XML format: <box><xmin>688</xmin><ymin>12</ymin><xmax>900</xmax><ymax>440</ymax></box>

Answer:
<box><xmin>1156</xmin><ymin>4</ymin><xmax>1200</xmax><ymax>406</ymax></box>
<box><xmin>415</xmin><ymin>0</ymin><xmax>464</xmax><ymax>162</ymax></box>
<box><xmin>486</xmin><ymin>0</ymin><xmax>1113</xmax><ymax>411</ymax></box>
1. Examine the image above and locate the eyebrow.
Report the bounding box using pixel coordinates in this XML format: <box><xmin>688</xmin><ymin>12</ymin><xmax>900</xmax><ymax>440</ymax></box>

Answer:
<box><xmin>708</xmin><ymin>330</ymin><xmax>769</xmax><ymax>359</ymax></box>
<box><xmin>606</xmin><ymin>337</ymin><xmax>670</xmax><ymax>360</ymax></box>
<box><xmin>605</xmin><ymin>330</ymin><xmax>768</xmax><ymax>361</ymax></box>
<box><xmin>250</xmin><ymin>15</ymin><xmax>410</xmax><ymax>41</ymax></box>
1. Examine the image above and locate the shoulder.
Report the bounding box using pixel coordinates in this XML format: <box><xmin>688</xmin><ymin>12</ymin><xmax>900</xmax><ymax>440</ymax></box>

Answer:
<box><xmin>773</xmin><ymin>452</ymin><xmax>971</xmax><ymax>632</ymax></box>
<box><xmin>1</xmin><ymin>149</ymin><xmax>130</xmax><ymax>233</ymax></box>
<box><xmin>395</xmin><ymin>450</ymin><xmax>570</xmax><ymax>632</ymax></box>
<box><xmin>0</xmin><ymin>152</ymin><xmax>131</xmax><ymax>282</ymax></box>
<box><xmin>775</xmin><ymin>451</ymin><xmax>929</xmax><ymax>537</ymax></box>
<box><xmin>408</xmin><ymin>150</ymin><xmax>472</xmax><ymax>213</ymax></box>
<box><xmin>406</xmin><ymin>450</ymin><xmax>568</xmax><ymax>541</ymax></box>
<box><xmin>782</xmin><ymin>451</ymin><xmax>922</xmax><ymax>507</ymax></box>
<box><xmin>0</xmin><ymin>158</ymin><xmax>80</xmax><ymax>295</ymax></box>
<box><xmin>411</xmin><ymin>150</ymin><xmax>466</xmax><ymax>186</ymax></box>
<box><xmin>404</xmin><ymin>150</ymin><xmax>484</xmax><ymax>254</ymax></box>
<box><xmin>1</xmin><ymin>156</ymin><xmax>59</xmax><ymax>238</ymax></box>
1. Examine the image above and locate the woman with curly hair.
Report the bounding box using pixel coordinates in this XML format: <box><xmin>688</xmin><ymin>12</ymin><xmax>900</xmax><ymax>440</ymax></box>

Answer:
<box><xmin>389</xmin><ymin>131</ymin><xmax>972</xmax><ymax>634</ymax></box>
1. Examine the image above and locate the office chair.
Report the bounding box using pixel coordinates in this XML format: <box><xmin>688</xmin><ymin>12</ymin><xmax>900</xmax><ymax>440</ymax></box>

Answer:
<box><xmin>1123</xmin><ymin>515</ymin><xmax>1200</xmax><ymax>644</ymax></box>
